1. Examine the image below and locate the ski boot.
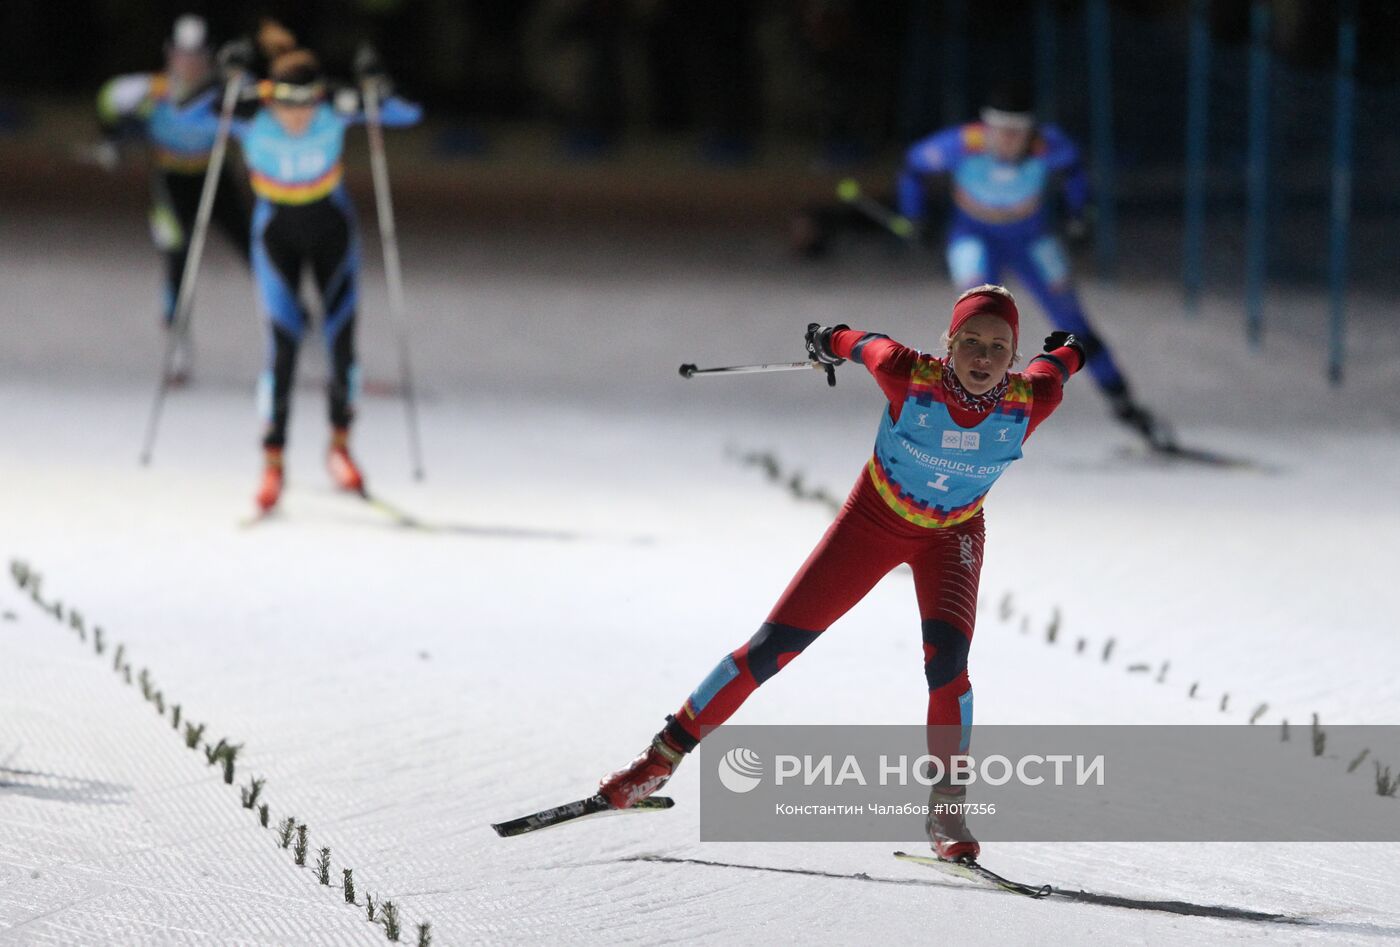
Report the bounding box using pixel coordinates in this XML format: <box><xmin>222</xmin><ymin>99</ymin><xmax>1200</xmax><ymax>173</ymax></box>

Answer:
<box><xmin>1107</xmin><ymin>388</ymin><xmax>1176</xmax><ymax>452</ymax></box>
<box><xmin>927</xmin><ymin>785</ymin><xmax>980</xmax><ymax>861</ymax></box>
<box><xmin>326</xmin><ymin>427</ymin><xmax>365</xmax><ymax>494</ymax></box>
<box><xmin>599</xmin><ymin>730</ymin><xmax>687</xmax><ymax>810</ymax></box>
<box><xmin>255</xmin><ymin>447</ymin><xmax>284</xmax><ymax>513</ymax></box>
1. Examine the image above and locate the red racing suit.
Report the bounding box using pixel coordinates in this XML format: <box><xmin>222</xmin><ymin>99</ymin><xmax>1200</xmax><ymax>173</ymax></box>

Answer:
<box><xmin>660</xmin><ymin>330</ymin><xmax>1083</xmax><ymax>762</ymax></box>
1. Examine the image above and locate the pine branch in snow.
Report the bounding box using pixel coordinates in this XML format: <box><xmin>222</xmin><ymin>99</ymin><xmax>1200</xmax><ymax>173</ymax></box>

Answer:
<box><xmin>1376</xmin><ymin>763</ymin><xmax>1399</xmax><ymax>797</ymax></box>
<box><xmin>240</xmin><ymin>777</ymin><xmax>265</xmax><ymax>809</ymax></box>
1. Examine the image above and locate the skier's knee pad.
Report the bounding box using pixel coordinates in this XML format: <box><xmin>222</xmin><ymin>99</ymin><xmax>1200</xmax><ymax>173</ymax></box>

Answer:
<box><xmin>947</xmin><ymin>236</ymin><xmax>990</xmax><ymax>287</ymax></box>
<box><xmin>1028</xmin><ymin>235</ymin><xmax>1071</xmax><ymax>289</ymax></box>
<box><xmin>922</xmin><ymin>619</ymin><xmax>970</xmax><ymax>691</ymax></box>
<box><xmin>744</xmin><ymin>622</ymin><xmax>822</xmax><ymax>685</ymax></box>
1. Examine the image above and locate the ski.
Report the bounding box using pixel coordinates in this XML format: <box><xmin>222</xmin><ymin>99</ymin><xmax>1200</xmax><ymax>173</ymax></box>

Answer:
<box><xmin>1151</xmin><ymin>442</ymin><xmax>1270</xmax><ymax>471</ymax></box>
<box><xmin>492</xmin><ymin>794</ymin><xmax>675</xmax><ymax>838</ymax></box>
<box><xmin>893</xmin><ymin>851</ymin><xmax>1052</xmax><ymax>899</ymax></box>
<box><xmin>354</xmin><ymin>489</ymin><xmax>432</xmax><ymax>530</ymax></box>
<box><xmin>237</xmin><ymin>508</ymin><xmax>279</xmax><ymax>529</ymax></box>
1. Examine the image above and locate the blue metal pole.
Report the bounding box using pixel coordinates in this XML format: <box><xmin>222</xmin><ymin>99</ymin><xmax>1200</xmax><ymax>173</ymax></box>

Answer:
<box><xmin>1034</xmin><ymin>0</ymin><xmax>1057</xmax><ymax>125</ymax></box>
<box><xmin>1183</xmin><ymin>0</ymin><xmax>1211</xmax><ymax>316</ymax></box>
<box><xmin>1086</xmin><ymin>0</ymin><xmax>1117</xmax><ymax>279</ymax></box>
<box><xmin>942</xmin><ymin>0</ymin><xmax>968</xmax><ymax>125</ymax></box>
<box><xmin>1244</xmin><ymin>0</ymin><xmax>1271</xmax><ymax>349</ymax></box>
<box><xmin>1327</xmin><ymin>2</ymin><xmax>1357</xmax><ymax>386</ymax></box>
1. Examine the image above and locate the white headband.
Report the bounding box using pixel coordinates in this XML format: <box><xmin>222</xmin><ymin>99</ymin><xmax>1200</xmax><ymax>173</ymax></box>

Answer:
<box><xmin>980</xmin><ymin>107</ymin><xmax>1035</xmax><ymax>131</ymax></box>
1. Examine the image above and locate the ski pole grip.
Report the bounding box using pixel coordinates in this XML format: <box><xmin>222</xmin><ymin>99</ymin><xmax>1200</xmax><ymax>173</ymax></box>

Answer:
<box><xmin>678</xmin><ymin>363</ymin><xmax>697</xmax><ymax>380</ymax></box>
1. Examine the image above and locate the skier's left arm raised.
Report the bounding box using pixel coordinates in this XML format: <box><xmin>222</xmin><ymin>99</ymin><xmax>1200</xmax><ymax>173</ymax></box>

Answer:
<box><xmin>1039</xmin><ymin>125</ymin><xmax>1090</xmax><ymax>223</ymax></box>
<box><xmin>1023</xmin><ymin>330</ymin><xmax>1087</xmax><ymax>435</ymax></box>
<box><xmin>332</xmin><ymin>86</ymin><xmax>423</xmax><ymax>127</ymax></box>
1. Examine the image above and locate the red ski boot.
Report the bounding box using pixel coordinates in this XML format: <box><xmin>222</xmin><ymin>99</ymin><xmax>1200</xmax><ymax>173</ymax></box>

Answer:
<box><xmin>927</xmin><ymin>785</ymin><xmax>980</xmax><ymax>861</ymax></box>
<box><xmin>255</xmin><ymin>448</ymin><xmax>284</xmax><ymax>513</ymax></box>
<box><xmin>326</xmin><ymin>427</ymin><xmax>365</xmax><ymax>494</ymax></box>
<box><xmin>599</xmin><ymin>731</ymin><xmax>687</xmax><ymax>809</ymax></box>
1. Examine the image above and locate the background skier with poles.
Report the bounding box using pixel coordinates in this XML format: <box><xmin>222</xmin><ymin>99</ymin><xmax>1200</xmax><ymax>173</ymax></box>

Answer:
<box><xmin>177</xmin><ymin>43</ymin><xmax>421</xmax><ymax>513</ymax></box>
<box><xmin>95</xmin><ymin>14</ymin><xmax>251</xmax><ymax>384</ymax></box>
<box><xmin>599</xmin><ymin>284</ymin><xmax>1085</xmax><ymax>862</ymax></box>
<box><xmin>896</xmin><ymin>84</ymin><xmax>1171</xmax><ymax>450</ymax></box>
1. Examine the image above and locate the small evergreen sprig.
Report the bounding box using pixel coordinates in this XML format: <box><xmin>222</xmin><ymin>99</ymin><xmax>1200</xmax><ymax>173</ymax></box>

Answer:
<box><xmin>342</xmin><ymin>868</ymin><xmax>356</xmax><ymax>904</ymax></box>
<box><xmin>381</xmin><ymin>901</ymin><xmax>400</xmax><ymax>942</ymax></box>
<box><xmin>240</xmin><ymin>777</ymin><xmax>265</xmax><ymax>810</ymax></box>
<box><xmin>204</xmin><ymin>738</ymin><xmax>229</xmax><ymax>765</ymax></box>
<box><xmin>316</xmin><ymin>847</ymin><xmax>332</xmax><ymax>885</ymax></box>
<box><xmin>417</xmin><ymin>922</ymin><xmax>432</xmax><ymax>947</ymax></box>
<box><xmin>1377</xmin><ymin>762</ymin><xmax>1400</xmax><ymax>798</ymax></box>
<box><xmin>294</xmin><ymin>824</ymin><xmax>309</xmax><ymax>865</ymax></box>
<box><xmin>278</xmin><ymin>817</ymin><xmax>296</xmax><ymax>849</ymax></box>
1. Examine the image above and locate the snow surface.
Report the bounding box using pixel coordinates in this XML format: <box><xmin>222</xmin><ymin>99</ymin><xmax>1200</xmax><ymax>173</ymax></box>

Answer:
<box><xmin>2</xmin><ymin>212</ymin><xmax>1400</xmax><ymax>945</ymax></box>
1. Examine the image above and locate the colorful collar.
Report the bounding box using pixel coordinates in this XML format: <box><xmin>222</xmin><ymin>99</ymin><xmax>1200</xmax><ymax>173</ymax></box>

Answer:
<box><xmin>941</xmin><ymin>358</ymin><xmax>1008</xmax><ymax>411</ymax></box>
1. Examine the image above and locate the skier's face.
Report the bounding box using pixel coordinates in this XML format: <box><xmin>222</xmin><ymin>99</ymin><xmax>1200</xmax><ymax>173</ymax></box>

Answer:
<box><xmin>167</xmin><ymin>49</ymin><xmax>210</xmax><ymax>89</ymax></box>
<box><xmin>948</xmin><ymin>314</ymin><xmax>1016</xmax><ymax>394</ymax></box>
<box><xmin>987</xmin><ymin>124</ymin><xmax>1033</xmax><ymax>162</ymax></box>
<box><xmin>271</xmin><ymin>101</ymin><xmax>317</xmax><ymax>137</ymax></box>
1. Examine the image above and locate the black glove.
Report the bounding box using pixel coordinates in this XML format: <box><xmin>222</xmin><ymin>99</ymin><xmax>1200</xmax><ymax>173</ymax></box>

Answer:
<box><xmin>216</xmin><ymin>37</ymin><xmax>255</xmax><ymax>76</ymax></box>
<box><xmin>1043</xmin><ymin>330</ymin><xmax>1087</xmax><ymax>366</ymax></box>
<box><xmin>805</xmin><ymin>323</ymin><xmax>849</xmax><ymax>366</ymax></box>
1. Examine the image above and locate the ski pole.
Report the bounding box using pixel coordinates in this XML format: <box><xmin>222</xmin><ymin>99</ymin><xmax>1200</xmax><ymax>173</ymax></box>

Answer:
<box><xmin>361</xmin><ymin>63</ymin><xmax>426</xmax><ymax>481</ymax></box>
<box><xmin>139</xmin><ymin>75</ymin><xmax>241</xmax><ymax>466</ymax></box>
<box><xmin>678</xmin><ymin>360</ymin><xmax>836</xmax><ymax>387</ymax></box>
<box><xmin>836</xmin><ymin>178</ymin><xmax>918</xmax><ymax>241</ymax></box>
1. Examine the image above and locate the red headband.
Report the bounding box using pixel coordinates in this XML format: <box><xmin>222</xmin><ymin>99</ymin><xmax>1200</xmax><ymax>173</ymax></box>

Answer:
<box><xmin>949</xmin><ymin>290</ymin><xmax>1019</xmax><ymax>348</ymax></box>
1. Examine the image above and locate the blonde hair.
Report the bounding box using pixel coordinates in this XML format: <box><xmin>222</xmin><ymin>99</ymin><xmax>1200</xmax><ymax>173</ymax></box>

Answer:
<box><xmin>956</xmin><ymin>283</ymin><xmax>1016</xmax><ymax>305</ymax></box>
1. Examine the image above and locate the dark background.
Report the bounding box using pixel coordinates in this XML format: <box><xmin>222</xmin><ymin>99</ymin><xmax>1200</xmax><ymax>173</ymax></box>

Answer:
<box><xmin>2</xmin><ymin>1</ymin><xmax>1398</xmax><ymax>294</ymax></box>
